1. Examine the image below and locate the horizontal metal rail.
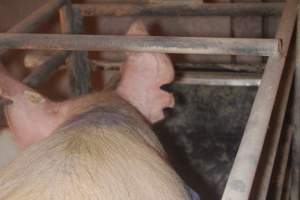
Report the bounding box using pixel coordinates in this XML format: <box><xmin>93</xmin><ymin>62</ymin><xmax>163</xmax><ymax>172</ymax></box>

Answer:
<box><xmin>23</xmin><ymin>53</ymin><xmax>261</xmax><ymax>86</ymax></box>
<box><xmin>24</xmin><ymin>53</ymin><xmax>265</xmax><ymax>72</ymax></box>
<box><xmin>0</xmin><ymin>33</ymin><xmax>280</xmax><ymax>56</ymax></box>
<box><xmin>102</xmin><ymin>71</ymin><xmax>260</xmax><ymax>87</ymax></box>
<box><xmin>0</xmin><ymin>0</ymin><xmax>66</xmax><ymax>56</ymax></box>
<box><xmin>103</xmin><ymin>71</ymin><xmax>261</xmax><ymax>87</ymax></box>
<box><xmin>175</xmin><ymin>72</ymin><xmax>260</xmax><ymax>86</ymax></box>
<box><xmin>222</xmin><ymin>0</ymin><xmax>297</xmax><ymax>199</ymax></box>
<box><xmin>73</xmin><ymin>2</ymin><xmax>284</xmax><ymax>17</ymax></box>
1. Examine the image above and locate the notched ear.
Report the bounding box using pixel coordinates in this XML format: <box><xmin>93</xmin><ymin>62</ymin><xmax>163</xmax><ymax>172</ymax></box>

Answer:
<box><xmin>116</xmin><ymin>20</ymin><xmax>175</xmax><ymax>123</ymax></box>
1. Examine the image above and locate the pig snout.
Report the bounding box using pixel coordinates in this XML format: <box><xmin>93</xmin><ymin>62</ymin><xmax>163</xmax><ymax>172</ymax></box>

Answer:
<box><xmin>117</xmin><ymin>20</ymin><xmax>175</xmax><ymax>123</ymax></box>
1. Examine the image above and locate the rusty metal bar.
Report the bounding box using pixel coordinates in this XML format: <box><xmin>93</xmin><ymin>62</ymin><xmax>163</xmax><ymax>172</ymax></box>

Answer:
<box><xmin>0</xmin><ymin>34</ymin><xmax>280</xmax><ymax>56</ymax></box>
<box><xmin>221</xmin><ymin>0</ymin><xmax>297</xmax><ymax>199</ymax></box>
<box><xmin>0</xmin><ymin>0</ymin><xmax>66</xmax><ymax>56</ymax></box>
<box><xmin>73</xmin><ymin>2</ymin><xmax>284</xmax><ymax>17</ymax></box>
<box><xmin>59</xmin><ymin>0</ymin><xmax>91</xmax><ymax>96</ymax></box>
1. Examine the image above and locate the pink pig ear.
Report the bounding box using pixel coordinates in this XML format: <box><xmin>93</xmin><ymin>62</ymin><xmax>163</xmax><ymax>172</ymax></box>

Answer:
<box><xmin>0</xmin><ymin>63</ymin><xmax>63</xmax><ymax>148</ymax></box>
<box><xmin>116</xmin><ymin>20</ymin><xmax>175</xmax><ymax>123</ymax></box>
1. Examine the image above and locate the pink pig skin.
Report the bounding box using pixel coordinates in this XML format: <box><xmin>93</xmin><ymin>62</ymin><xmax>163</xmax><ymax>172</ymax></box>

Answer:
<box><xmin>0</xmin><ymin>21</ymin><xmax>194</xmax><ymax>200</ymax></box>
<box><xmin>0</xmin><ymin>20</ymin><xmax>175</xmax><ymax>148</ymax></box>
<box><xmin>117</xmin><ymin>20</ymin><xmax>175</xmax><ymax>123</ymax></box>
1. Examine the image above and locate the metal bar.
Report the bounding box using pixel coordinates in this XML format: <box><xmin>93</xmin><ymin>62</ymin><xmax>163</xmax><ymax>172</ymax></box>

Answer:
<box><xmin>0</xmin><ymin>33</ymin><xmax>280</xmax><ymax>56</ymax></box>
<box><xmin>0</xmin><ymin>104</ymin><xmax>5</xmax><ymax>128</ymax></box>
<box><xmin>272</xmin><ymin>126</ymin><xmax>294</xmax><ymax>200</ymax></box>
<box><xmin>0</xmin><ymin>0</ymin><xmax>66</xmax><ymax>56</ymax></box>
<box><xmin>93</xmin><ymin>61</ymin><xmax>265</xmax><ymax>73</ymax></box>
<box><xmin>290</xmin><ymin>7</ymin><xmax>300</xmax><ymax>200</ymax></box>
<box><xmin>282</xmin><ymin>168</ymin><xmax>293</xmax><ymax>200</ymax></box>
<box><xmin>175</xmin><ymin>72</ymin><xmax>260</xmax><ymax>86</ymax></box>
<box><xmin>24</xmin><ymin>54</ymin><xmax>265</xmax><ymax>72</ymax></box>
<box><xmin>221</xmin><ymin>0</ymin><xmax>297</xmax><ymax>199</ymax></box>
<box><xmin>23</xmin><ymin>54</ymin><xmax>262</xmax><ymax>86</ymax></box>
<box><xmin>24</xmin><ymin>54</ymin><xmax>262</xmax><ymax>86</ymax></box>
<box><xmin>103</xmin><ymin>71</ymin><xmax>260</xmax><ymax>87</ymax></box>
<box><xmin>23</xmin><ymin>52</ymin><xmax>69</xmax><ymax>87</ymax></box>
<box><xmin>73</xmin><ymin>2</ymin><xmax>284</xmax><ymax>17</ymax></box>
<box><xmin>252</xmin><ymin>42</ymin><xmax>295</xmax><ymax>200</ymax></box>
<box><xmin>6</xmin><ymin>0</ymin><xmax>65</xmax><ymax>33</ymax></box>
<box><xmin>22</xmin><ymin>54</ymin><xmax>262</xmax><ymax>86</ymax></box>
<box><xmin>0</xmin><ymin>0</ymin><xmax>66</xmax><ymax>125</ymax></box>
<box><xmin>59</xmin><ymin>0</ymin><xmax>91</xmax><ymax>96</ymax></box>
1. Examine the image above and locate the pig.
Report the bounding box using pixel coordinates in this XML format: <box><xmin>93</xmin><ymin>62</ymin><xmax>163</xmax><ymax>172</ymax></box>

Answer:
<box><xmin>0</xmin><ymin>21</ymin><xmax>200</xmax><ymax>200</ymax></box>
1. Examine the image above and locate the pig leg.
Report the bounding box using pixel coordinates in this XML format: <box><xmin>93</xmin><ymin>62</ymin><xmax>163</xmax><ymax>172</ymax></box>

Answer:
<box><xmin>0</xmin><ymin>64</ymin><xmax>64</xmax><ymax>148</ymax></box>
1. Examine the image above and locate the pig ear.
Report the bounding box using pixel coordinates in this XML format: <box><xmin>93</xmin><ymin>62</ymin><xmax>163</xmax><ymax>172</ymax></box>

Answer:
<box><xmin>0</xmin><ymin>63</ymin><xmax>63</xmax><ymax>148</ymax></box>
<box><xmin>116</xmin><ymin>21</ymin><xmax>175</xmax><ymax>123</ymax></box>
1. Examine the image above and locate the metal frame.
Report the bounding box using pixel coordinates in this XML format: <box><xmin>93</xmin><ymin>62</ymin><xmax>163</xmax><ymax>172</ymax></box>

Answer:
<box><xmin>222</xmin><ymin>0</ymin><xmax>297</xmax><ymax>199</ymax></box>
<box><xmin>0</xmin><ymin>34</ymin><xmax>280</xmax><ymax>56</ymax></box>
<box><xmin>73</xmin><ymin>2</ymin><xmax>284</xmax><ymax>17</ymax></box>
<box><xmin>0</xmin><ymin>0</ymin><xmax>298</xmax><ymax>200</ymax></box>
<box><xmin>59</xmin><ymin>0</ymin><xmax>92</xmax><ymax>95</ymax></box>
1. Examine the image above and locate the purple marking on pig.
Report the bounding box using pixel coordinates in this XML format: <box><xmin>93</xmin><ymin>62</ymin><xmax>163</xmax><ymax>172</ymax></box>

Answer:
<box><xmin>187</xmin><ymin>187</ymin><xmax>201</xmax><ymax>200</ymax></box>
<box><xmin>61</xmin><ymin>106</ymin><xmax>134</xmax><ymax>130</ymax></box>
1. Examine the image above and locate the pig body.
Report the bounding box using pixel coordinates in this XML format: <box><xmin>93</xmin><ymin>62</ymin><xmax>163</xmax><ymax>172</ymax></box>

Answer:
<box><xmin>0</xmin><ymin>21</ymin><xmax>200</xmax><ymax>199</ymax></box>
<box><xmin>0</xmin><ymin>92</ymin><xmax>191</xmax><ymax>200</ymax></box>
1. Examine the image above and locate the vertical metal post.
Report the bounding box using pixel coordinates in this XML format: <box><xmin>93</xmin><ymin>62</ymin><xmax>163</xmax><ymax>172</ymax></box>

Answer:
<box><xmin>291</xmin><ymin>6</ymin><xmax>300</xmax><ymax>200</ymax></box>
<box><xmin>272</xmin><ymin>126</ymin><xmax>294</xmax><ymax>200</ymax></box>
<box><xmin>59</xmin><ymin>0</ymin><xmax>91</xmax><ymax>96</ymax></box>
<box><xmin>252</xmin><ymin>40</ymin><xmax>295</xmax><ymax>200</ymax></box>
<box><xmin>221</xmin><ymin>0</ymin><xmax>297</xmax><ymax>199</ymax></box>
